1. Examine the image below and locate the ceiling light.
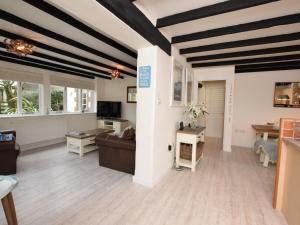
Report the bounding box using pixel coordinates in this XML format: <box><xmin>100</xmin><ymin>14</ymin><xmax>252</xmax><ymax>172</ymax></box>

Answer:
<box><xmin>111</xmin><ymin>69</ymin><xmax>120</xmax><ymax>79</ymax></box>
<box><xmin>4</xmin><ymin>39</ymin><xmax>34</xmax><ymax>57</ymax></box>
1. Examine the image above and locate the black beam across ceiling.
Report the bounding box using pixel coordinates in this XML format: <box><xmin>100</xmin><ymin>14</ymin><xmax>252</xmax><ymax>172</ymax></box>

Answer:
<box><xmin>0</xmin><ymin>9</ymin><xmax>136</xmax><ymax>70</ymax></box>
<box><xmin>192</xmin><ymin>54</ymin><xmax>300</xmax><ymax>68</ymax></box>
<box><xmin>22</xmin><ymin>0</ymin><xmax>137</xmax><ymax>58</ymax></box>
<box><xmin>236</xmin><ymin>60</ymin><xmax>300</xmax><ymax>73</ymax></box>
<box><xmin>0</xmin><ymin>55</ymin><xmax>96</xmax><ymax>79</ymax></box>
<box><xmin>173</xmin><ymin>13</ymin><xmax>300</xmax><ymax>44</ymax></box>
<box><xmin>0</xmin><ymin>29</ymin><xmax>136</xmax><ymax>77</ymax></box>
<box><xmin>0</xmin><ymin>42</ymin><xmax>120</xmax><ymax>77</ymax></box>
<box><xmin>187</xmin><ymin>45</ymin><xmax>300</xmax><ymax>62</ymax></box>
<box><xmin>180</xmin><ymin>32</ymin><xmax>300</xmax><ymax>54</ymax></box>
<box><xmin>0</xmin><ymin>50</ymin><xmax>112</xmax><ymax>80</ymax></box>
<box><xmin>96</xmin><ymin>0</ymin><xmax>171</xmax><ymax>55</ymax></box>
<box><xmin>156</xmin><ymin>0</ymin><xmax>279</xmax><ymax>28</ymax></box>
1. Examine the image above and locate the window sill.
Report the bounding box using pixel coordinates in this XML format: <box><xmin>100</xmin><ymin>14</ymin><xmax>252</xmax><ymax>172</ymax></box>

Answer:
<box><xmin>0</xmin><ymin>112</ymin><xmax>96</xmax><ymax>119</ymax></box>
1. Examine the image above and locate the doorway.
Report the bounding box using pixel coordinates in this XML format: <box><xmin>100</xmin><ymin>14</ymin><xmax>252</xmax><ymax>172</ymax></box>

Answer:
<box><xmin>198</xmin><ymin>80</ymin><xmax>226</xmax><ymax>140</ymax></box>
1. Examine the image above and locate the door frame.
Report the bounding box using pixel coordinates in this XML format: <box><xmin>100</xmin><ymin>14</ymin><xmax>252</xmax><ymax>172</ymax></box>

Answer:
<box><xmin>193</xmin><ymin>66</ymin><xmax>235</xmax><ymax>152</ymax></box>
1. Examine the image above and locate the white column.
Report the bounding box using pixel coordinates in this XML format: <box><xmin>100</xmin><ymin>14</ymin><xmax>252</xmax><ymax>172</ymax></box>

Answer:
<box><xmin>133</xmin><ymin>46</ymin><xmax>158</xmax><ymax>187</ymax></box>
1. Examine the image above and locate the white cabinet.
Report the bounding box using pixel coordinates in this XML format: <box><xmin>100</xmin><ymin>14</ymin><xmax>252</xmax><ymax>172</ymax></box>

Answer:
<box><xmin>97</xmin><ymin>119</ymin><xmax>129</xmax><ymax>133</ymax></box>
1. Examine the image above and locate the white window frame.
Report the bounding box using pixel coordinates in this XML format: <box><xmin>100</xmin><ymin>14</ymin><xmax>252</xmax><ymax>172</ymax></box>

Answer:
<box><xmin>0</xmin><ymin>80</ymin><xmax>42</xmax><ymax>116</ymax></box>
<box><xmin>20</xmin><ymin>81</ymin><xmax>42</xmax><ymax>115</ymax></box>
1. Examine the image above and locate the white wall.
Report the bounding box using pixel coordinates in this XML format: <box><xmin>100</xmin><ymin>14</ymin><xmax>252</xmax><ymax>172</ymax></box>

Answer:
<box><xmin>134</xmin><ymin>46</ymin><xmax>189</xmax><ymax>187</ymax></box>
<box><xmin>232</xmin><ymin>69</ymin><xmax>300</xmax><ymax>148</ymax></box>
<box><xmin>97</xmin><ymin>77</ymin><xmax>137</xmax><ymax>126</ymax></box>
<box><xmin>0</xmin><ymin>61</ymin><xmax>98</xmax><ymax>151</ymax></box>
<box><xmin>193</xmin><ymin>66</ymin><xmax>235</xmax><ymax>152</ymax></box>
<box><xmin>0</xmin><ymin>113</ymin><xmax>97</xmax><ymax>150</ymax></box>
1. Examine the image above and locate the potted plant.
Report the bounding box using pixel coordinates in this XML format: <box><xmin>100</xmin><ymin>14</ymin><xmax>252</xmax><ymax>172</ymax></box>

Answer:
<box><xmin>184</xmin><ymin>104</ymin><xmax>208</xmax><ymax>128</ymax></box>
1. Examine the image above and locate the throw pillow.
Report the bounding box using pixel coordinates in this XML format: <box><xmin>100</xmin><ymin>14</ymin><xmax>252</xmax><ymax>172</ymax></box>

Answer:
<box><xmin>118</xmin><ymin>126</ymin><xmax>132</xmax><ymax>138</ymax></box>
<box><xmin>122</xmin><ymin>128</ymin><xmax>135</xmax><ymax>140</ymax></box>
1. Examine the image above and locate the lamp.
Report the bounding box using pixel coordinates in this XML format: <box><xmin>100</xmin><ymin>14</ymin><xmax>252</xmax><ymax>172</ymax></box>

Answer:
<box><xmin>3</xmin><ymin>39</ymin><xmax>34</xmax><ymax>57</ymax></box>
<box><xmin>111</xmin><ymin>69</ymin><xmax>120</xmax><ymax>79</ymax></box>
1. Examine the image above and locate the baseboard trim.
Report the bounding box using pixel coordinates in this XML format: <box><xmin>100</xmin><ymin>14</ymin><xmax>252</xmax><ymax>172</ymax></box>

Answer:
<box><xmin>20</xmin><ymin>137</ymin><xmax>66</xmax><ymax>151</ymax></box>
<box><xmin>132</xmin><ymin>175</ymin><xmax>154</xmax><ymax>188</ymax></box>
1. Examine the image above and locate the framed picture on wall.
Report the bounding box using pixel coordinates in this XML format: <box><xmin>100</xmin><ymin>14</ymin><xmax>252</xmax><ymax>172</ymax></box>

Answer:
<box><xmin>170</xmin><ymin>58</ymin><xmax>185</xmax><ymax>106</ymax></box>
<box><xmin>185</xmin><ymin>67</ymin><xmax>193</xmax><ymax>105</ymax></box>
<box><xmin>127</xmin><ymin>86</ymin><xmax>137</xmax><ymax>103</ymax></box>
<box><xmin>273</xmin><ymin>82</ymin><xmax>300</xmax><ymax>108</ymax></box>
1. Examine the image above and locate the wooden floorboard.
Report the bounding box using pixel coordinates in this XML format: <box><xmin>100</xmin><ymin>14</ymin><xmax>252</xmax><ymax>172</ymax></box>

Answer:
<box><xmin>0</xmin><ymin>138</ymin><xmax>287</xmax><ymax>225</ymax></box>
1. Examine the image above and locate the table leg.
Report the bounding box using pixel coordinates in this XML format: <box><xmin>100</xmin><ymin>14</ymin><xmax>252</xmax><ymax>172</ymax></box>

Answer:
<box><xmin>263</xmin><ymin>132</ymin><xmax>268</xmax><ymax>141</ymax></box>
<box><xmin>1</xmin><ymin>192</ymin><xmax>18</xmax><ymax>225</ymax></box>
<box><xmin>191</xmin><ymin>142</ymin><xmax>196</xmax><ymax>172</ymax></box>
<box><xmin>79</xmin><ymin>145</ymin><xmax>83</xmax><ymax>157</ymax></box>
<box><xmin>175</xmin><ymin>141</ymin><xmax>180</xmax><ymax>168</ymax></box>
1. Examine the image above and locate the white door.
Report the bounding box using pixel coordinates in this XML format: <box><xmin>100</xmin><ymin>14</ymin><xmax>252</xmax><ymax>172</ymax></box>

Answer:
<box><xmin>199</xmin><ymin>81</ymin><xmax>225</xmax><ymax>138</ymax></box>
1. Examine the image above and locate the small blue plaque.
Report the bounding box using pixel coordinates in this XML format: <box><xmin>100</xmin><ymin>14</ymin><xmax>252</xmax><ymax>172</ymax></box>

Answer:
<box><xmin>139</xmin><ymin>66</ymin><xmax>151</xmax><ymax>88</ymax></box>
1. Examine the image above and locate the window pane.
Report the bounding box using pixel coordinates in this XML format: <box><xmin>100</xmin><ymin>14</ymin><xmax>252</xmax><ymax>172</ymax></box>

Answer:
<box><xmin>21</xmin><ymin>82</ymin><xmax>40</xmax><ymax>113</ymax></box>
<box><xmin>81</xmin><ymin>89</ymin><xmax>94</xmax><ymax>112</ymax></box>
<box><xmin>0</xmin><ymin>80</ymin><xmax>18</xmax><ymax>115</ymax></box>
<box><xmin>50</xmin><ymin>85</ymin><xmax>64</xmax><ymax>112</ymax></box>
<box><xmin>67</xmin><ymin>87</ymin><xmax>80</xmax><ymax>112</ymax></box>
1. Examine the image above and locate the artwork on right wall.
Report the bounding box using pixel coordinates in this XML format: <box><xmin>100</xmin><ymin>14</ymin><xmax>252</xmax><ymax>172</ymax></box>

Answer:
<box><xmin>274</xmin><ymin>82</ymin><xmax>300</xmax><ymax>108</ymax></box>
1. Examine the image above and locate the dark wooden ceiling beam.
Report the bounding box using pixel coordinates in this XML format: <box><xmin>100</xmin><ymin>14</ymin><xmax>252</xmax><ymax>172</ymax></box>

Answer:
<box><xmin>180</xmin><ymin>32</ymin><xmax>300</xmax><ymax>54</ymax></box>
<box><xmin>157</xmin><ymin>0</ymin><xmax>279</xmax><ymax>28</ymax></box>
<box><xmin>173</xmin><ymin>13</ymin><xmax>300</xmax><ymax>44</ymax></box>
<box><xmin>0</xmin><ymin>50</ymin><xmax>113</xmax><ymax>79</ymax></box>
<box><xmin>235</xmin><ymin>60</ymin><xmax>300</xmax><ymax>73</ymax></box>
<box><xmin>0</xmin><ymin>29</ymin><xmax>136</xmax><ymax>77</ymax></box>
<box><xmin>187</xmin><ymin>45</ymin><xmax>300</xmax><ymax>62</ymax></box>
<box><xmin>0</xmin><ymin>55</ymin><xmax>97</xmax><ymax>79</ymax></box>
<box><xmin>0</xmin><ymin>42</ymin><xmax>124</xmax><ymax>78</ymax></box>
<box><xmin>192</xmin><ymin>54</ymin><xmax>300</xmax><ymax>68</ymax></box>
<box><xmin>22</xmin><ymin>0</ymin><xmax>137</xmax><ymax>58</ymax></box>
<box><xmin>96</xmin><ymin>0</ymin><xmax>171</xmax><ymax>55</ymax></box>
<box><xmin>0</xmin><ymin>9</ymin><xmax>136</xmax><ymax>70</ymax></box>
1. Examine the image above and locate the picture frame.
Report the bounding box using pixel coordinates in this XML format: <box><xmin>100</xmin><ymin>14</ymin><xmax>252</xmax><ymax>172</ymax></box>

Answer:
<box><xmin>273</xmin><ymin>82</ymin><xmax>300</xmax><ymax>108</ymax></box>
<box><xmin>185</xmin><ymin>67</ymin><xmax>193</xmax><ymax>106</ymax></box>
<box><xmin>170</xmin><ymin>58</ymin><xmax>185</xmax><ymax>106</ymax></box>
<box><xmin>127</xmin><ymin>86</ymin><xmax>137</xmax><ymax>103</ymax></box>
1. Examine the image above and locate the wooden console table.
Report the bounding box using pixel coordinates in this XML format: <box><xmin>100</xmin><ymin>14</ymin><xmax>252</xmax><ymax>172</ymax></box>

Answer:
<box><xmin>66</xmin><ymin>129</ymin><xmax>113</xmax><ymax>156</ymax></box>
<box><xmin>176</xmin><ymin>127</ymin><xmax>205</xmax><ymax>172</ymax></box>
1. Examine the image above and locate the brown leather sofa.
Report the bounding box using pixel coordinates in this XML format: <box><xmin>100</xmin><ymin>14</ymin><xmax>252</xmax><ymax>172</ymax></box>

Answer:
<box><xmin>96</xmin><ymin>132</ymin><xmax>135</xmax><ymax>175</ymax></box>
<box><xmin>0</xmin><ymin>130</ymin><xmax>20</xmax><ymax>175</ymax></box>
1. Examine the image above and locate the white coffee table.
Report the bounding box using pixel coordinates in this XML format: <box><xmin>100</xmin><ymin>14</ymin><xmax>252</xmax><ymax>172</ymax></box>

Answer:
<box><xmin>66</xmin><ymin>129</ymin><xmax>113</xmax><ymax>156</ymax></box>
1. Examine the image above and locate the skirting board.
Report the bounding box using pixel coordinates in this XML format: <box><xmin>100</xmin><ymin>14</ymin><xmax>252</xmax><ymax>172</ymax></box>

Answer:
<box><xmin>20</xmin><ymin>137</ymin><xmax>66</xmax><ymax>151</ymax></box>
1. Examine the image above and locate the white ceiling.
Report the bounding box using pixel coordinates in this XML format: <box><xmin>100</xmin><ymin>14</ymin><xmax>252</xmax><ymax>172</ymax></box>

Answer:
<box><xmin>0</xmin><ymin>0</ymin><xmax>155</xmax><ymax>77</ymax></box>
<box><xmin>135</xmin><ymin>0</ymin><xmax>300</xmax><ymax>67</ymax></box>
<box><xmin>1</xmin><ymin>0</ymin><xmax>300</xmax><ymax>72</ymax></box>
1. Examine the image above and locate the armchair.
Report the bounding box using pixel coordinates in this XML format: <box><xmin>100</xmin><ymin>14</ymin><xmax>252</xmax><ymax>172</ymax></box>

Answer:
<box><xmin>0</xmin><ymin>130</ymin><xmax>20</xmax><ymax>175</ymax></box>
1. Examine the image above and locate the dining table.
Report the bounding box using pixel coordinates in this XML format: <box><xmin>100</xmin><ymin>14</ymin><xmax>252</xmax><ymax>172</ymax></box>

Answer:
<box><xmin>0</xmin><ymin>176</ymin><xmax>18</xmax><ymax>225</ymax></box>
<box><xmin>252</xmin><ymin>124</ymin><xmax>280</xmax><ymax>140</ymax></box>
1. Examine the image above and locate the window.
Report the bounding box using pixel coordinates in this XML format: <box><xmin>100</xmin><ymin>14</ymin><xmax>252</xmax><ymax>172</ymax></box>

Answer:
<box><xmin>21</xmin><ymin>82</ymin><xmax>40</xmax><ymax>113</ymax></box>
<box><xmin>81</xmin><ymin>89</ymin><xmax>94</xmax><ymax>112</ymax></box>
<box><xmin>0</xmin><ymin>80</ymin><xmax>18</xmax><ymax>115</ymax></box>
<box><xmin>0</xmin><ymin>79</ymin><xmax>41</xmax><ymax>115</ymax></box>
<box><xmin>66</xmin><ymin>87</ymin><xmax>80</xmax><ymax>113</ymax></box>
<box><xmin>50</xmin><ymin>85</ymin><xmax>64</xmax><ymax>112</ymax></box>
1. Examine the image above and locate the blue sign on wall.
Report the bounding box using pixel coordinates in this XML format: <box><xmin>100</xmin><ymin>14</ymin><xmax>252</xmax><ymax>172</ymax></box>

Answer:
<box><xmin>139</xmin><ymin>66</ymin><xmax>151</xmax><ymax>88</ymax></box>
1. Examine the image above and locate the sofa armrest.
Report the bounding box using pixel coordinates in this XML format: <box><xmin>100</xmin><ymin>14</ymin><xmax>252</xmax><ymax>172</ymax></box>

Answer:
<box><xmin>0</xmin><ymin>141</ymin><xmax>16</xmax><ymax>152</ymax></box>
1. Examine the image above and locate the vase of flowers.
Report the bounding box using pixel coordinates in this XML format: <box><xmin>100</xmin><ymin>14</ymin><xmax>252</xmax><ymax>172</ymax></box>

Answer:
<box><xmin>184</xmin><ymin>104</ymin><xmax>208</xmax><ymax>129</ymax></box>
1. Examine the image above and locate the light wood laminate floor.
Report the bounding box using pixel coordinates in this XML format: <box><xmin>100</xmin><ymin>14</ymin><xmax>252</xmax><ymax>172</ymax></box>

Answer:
<box><xmin>0</xmin><ymin>138</ymin><xmax>287</xmax><ymax>225</ymax></box>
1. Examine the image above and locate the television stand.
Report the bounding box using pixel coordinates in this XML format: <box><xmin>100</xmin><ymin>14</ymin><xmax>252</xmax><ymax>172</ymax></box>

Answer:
<box><xmin>97</xmin><ymin>118</ymin><xmax>129</xmax><ymax>133</ymax></box>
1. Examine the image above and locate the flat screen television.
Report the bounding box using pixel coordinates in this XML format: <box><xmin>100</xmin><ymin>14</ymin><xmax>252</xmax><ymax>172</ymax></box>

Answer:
<box><xmin>97</xmin><ymin>101</ymin><xmax>121</xmax><ymax>118</ymax></box>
